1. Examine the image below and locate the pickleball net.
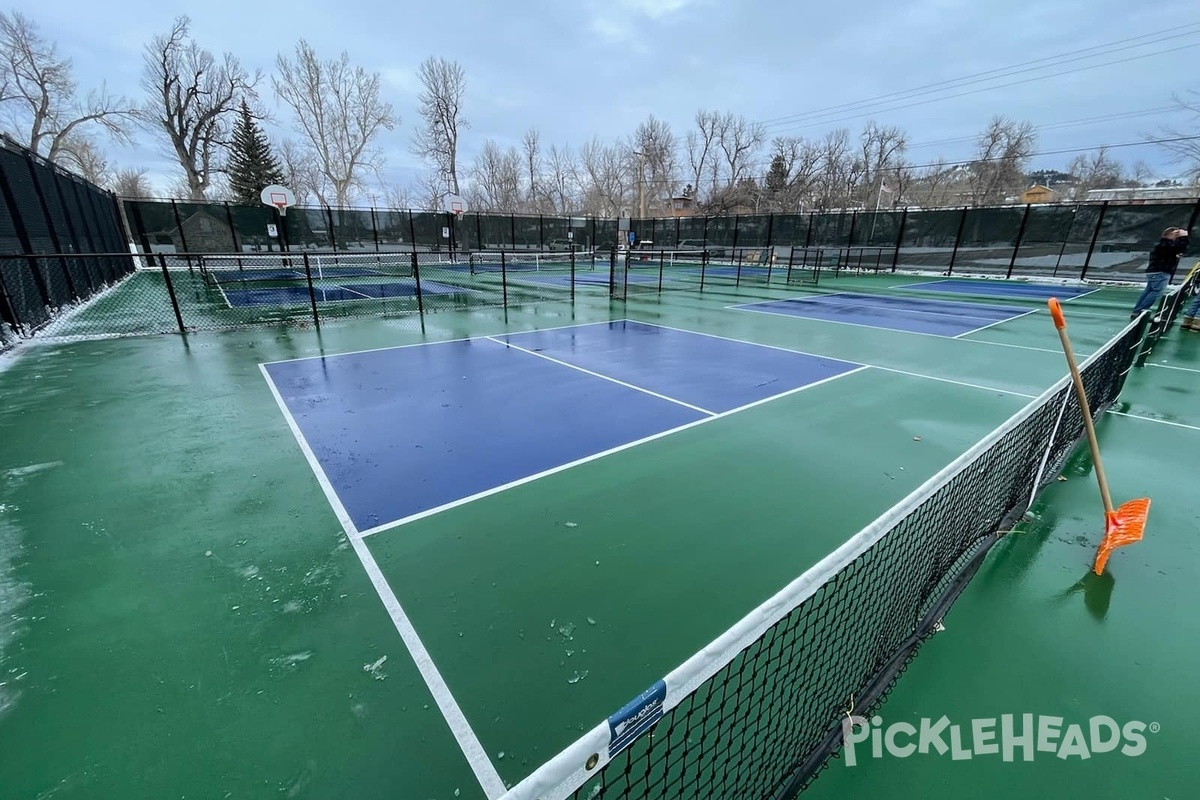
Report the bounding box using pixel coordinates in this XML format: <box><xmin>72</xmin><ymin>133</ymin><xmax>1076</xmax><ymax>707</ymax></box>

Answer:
<box><xmin>499</xmin><ymin>314</ymin><xmax>1146</xmax><ymax>800</ymax></box>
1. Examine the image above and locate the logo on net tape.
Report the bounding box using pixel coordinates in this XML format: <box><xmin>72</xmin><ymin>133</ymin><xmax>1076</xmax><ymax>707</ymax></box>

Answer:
<box><xmin>607</xmin><ymin>680</ymin><xmax>667</xmax><ymax>757</ymax></box>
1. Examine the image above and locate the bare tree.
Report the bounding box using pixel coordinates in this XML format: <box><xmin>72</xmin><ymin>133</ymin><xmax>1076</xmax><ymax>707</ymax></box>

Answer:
<box><xmin>110</xmin><ymin>167</ymin><xmax>153</xmax><ymax>198</ymax></box>
<box><xmin>858</xmin><ymin>121</ymin><xmax>907</xmax><ymax>207</ymax></box>
<box><xmin>140</xmin><ymin>16</ymin><xmax>259</xmax><ymax>200</ymax></box>
<box><xmin>578</xmin><ymin>136</ymin><xmax>631</xmax><ymax>217</ymax></box>
<box><xmin>0</xmin><ymin>11</ymin><xmax>134</xmax><ymax>168</ymax></box>
<box><xmin>908</xmin><ymin>158</ymin><xmax>962</xmax><ymax>209</ymax></box>
<box><xmin>545</xmin><ymin>142</ymin><xmax>578</xmax><ymax>215</ymax></box>
<box><xmin>629</xmin><ymin>114</ymin><xmax>678</xmax><ymax>215</ymax></box>
<box><xmin>767</xmin><ymin>136</ymin><xmax>822</xmax><ymax>211</ymax></box>
<box><xmin>967</xmin><ymin>116</ymin><xmax>1036</xmax><ymax>206</ymax></box>
<box><xmin>1152</xmin><ymin>91</ymin><xmax>1200</xmax><ymax>184</ymax></box>
<box><xmin>62</xmin><ymin>136</ymin><xmax>109</xmax><ymax>184</ymax></box>
<box><xmin>466</xmin><ymin>140</ymin><xmax>523</xmax><ymax>212</ymax></box>
<box><xmin>686</xmin><ymin>110</ymin><xmax>721</xmax><ymax>202</ymax></box>
<box><xmin>274</xmin><ymin>39</ymin><xmax>398</xmax><ymax>207</ymax></box>
<box><xmin>278</xmin><ymin>138</ymin><xmax>322</xmax><ymax>204</ymax></box>
<box><xmin>716</xmin><ymin>112</ymin><xmax>766</xmax><ymax>188</ymax></box>
<box><xmin>381</xmin><ymin>183</ymin><xmax>413</xmax><ymax>210</ymax></box>
<box><xmin>522</xmin><ymin>127</ymin><xmax>541</xmax><ymax>212</ymax></box>
<box><xmin>412</xmin><ymin>56</ymin><xmax>466</xmax><ymax>200</ymax></box>
<box><xmin>1067</xmin><ymin>147</ymin><xmax>1128</xmax><ymax>197</ymax></box>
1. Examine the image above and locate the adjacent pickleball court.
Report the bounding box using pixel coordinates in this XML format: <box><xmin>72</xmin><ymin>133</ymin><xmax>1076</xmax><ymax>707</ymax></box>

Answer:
<box><xmin>732</xmin><ymin>291</ymin><xmax>1035</xmax><ymax>337</ymax></box>
<box><xmin>894</xmin><ymin>278</ymin><xmax>1099</xmax><ymax>301</ymax></box>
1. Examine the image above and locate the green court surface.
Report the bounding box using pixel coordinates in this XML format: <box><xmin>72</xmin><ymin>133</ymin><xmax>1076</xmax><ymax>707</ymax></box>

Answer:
<box><xmin>1</xmin><ymin>271</ymin><xmax>1197</xmax><ymax>799</ymax></box>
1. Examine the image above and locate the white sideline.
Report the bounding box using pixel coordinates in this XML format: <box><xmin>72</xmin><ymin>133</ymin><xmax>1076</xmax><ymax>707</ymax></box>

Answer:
<box><xmin>258</xmin><ymin>364</ymin><xmax>508</xmax><ymax>799</ymax></box>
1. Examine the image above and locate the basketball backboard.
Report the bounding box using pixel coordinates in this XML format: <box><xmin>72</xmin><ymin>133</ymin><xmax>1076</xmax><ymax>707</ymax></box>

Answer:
<box><xmin>260</xmin><ymin>184</ymin><xmax>297</xmax><ymax>216</ymax></box>
<box><xmin>444</xmin><ymin>193</ymin><xmax>468</xmax><ymax>217</ymax></box>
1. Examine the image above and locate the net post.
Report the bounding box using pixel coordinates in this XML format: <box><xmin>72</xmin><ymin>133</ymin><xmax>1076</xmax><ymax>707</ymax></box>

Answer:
<box><xmin>735</xmin><ymin>251</ymin><xmax>743</xmax><ymax>288</ymax></box>
<box><xmin>411</xmin><ymin>252</ymin><xmax>426</xmax><ymax>318</ymax></box>
<box><xmin>302</xmin><ymin>252</ymin><xmax>320</xmax><ymax>328</ymax></box>
<box><xmin>501</xmin><ymin>251</ymin><xmax>509</xmax><ymax>308</ymax></box>
<box><xmin>1080</xmin><ymin>201</ymin><xmax>1108</xmax><ymax>281</ymax></box>
<box><xmin>157</xmin><ymin>254</ymin><xmax>186</xmax><ymax>335</ymax></box>
<box><xmin>700</xmin><ymin>249</ymin><xmax>708</xmax><ymax>290</ymax></box>
<box><xmin>658</xmin><ymin>250</ymin><xmax>664</xmax><ymax>292</ymax></box>
<box><xmin>570</xmin><ymin>248</ymin><xmax>576</xmax><ymax>303</ymax></box>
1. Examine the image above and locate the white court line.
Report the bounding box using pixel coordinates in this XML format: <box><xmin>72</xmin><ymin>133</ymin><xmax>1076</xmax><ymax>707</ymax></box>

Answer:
<box><xmin>359</xmin><ymin>365</ymin><xmax>868</xmax><ymax>539</ymax></box>
<box><xmin>1147</xmin><ymin>362</ymin><xmax>1200</xmax><ymax>374</ymax></box>
<box><xmin>258</xmin><ymin>364</ymin><xmax>507</xmax><ymax>799</ymax></box>
<box><xmin>259</xmin><ymin>318</ymin><xmax>631</xmax><ymax>366</ymax></box>
<box><xmin>483</xmin><ymin>336</ymin><xmax>717</xmax><ymax>416</ymax></box>
<box><xmin>953</xmin><ymin>308</ymin><xmax>1041</xmax><ymax>338</ymax></box>
<box><xmin>1107</xmin><ymin>410</ymin><xmax>1200</xmax><ymax>433</ymax></box>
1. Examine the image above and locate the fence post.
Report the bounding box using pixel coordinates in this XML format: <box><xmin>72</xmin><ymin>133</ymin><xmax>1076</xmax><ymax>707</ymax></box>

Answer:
<box><xmin>947</xmin><ymin>206</ymin><xmax>969</xmax><ymax>276</ymax></box>
<box><xmin>302</xmin><ymin>253</ymin><xmax>320</xmax><ymax>328</ymax></box>
<box><xmin>169</xmin><ymin>199</ymin><xmax>194</xmax><ymax>273</ymax></box>
<box><xmin>658</xmin><ymin>250</ymin><xmax>665</xmax><ymax>292</ymax></box>
<box><xmin>410</xmin><ymin>252</ymin><xmax>425</xmax><ymax>319</ymax></box>
<box><xmin>223</xmin><ymin>202</ymin><xmax>239</xmax><ymax>252</ymax></box>
<box><xmin>570</xmin><ymin>248</ymin><xmax>576</xmax><ymax>303</ymax></box>
<box><xmin>1076</xmin><ymin>202</ymin><xmax>1108</xmax><ymax>281</ymax></box>
<box><xmin>1053</xmin><ymin>207</ymin><xmax>1079</xmax><ymax>278</ymax></box>
<box><xmin>406</xmin><ymin>210</ymin><xmax>418</xmax><ymax>255</ymax></box>
<box><xmin>370</xmin><ymin>207</ymin><xmax>381</xmax><ymax>253</ymax></box>
<box><xmin>1185</xmin><ymin>197</ymin><xmax>1200</xmax><ymax>238</ymax></box>
<box><xmin>891</xmin><ymin>208</ymin><xmax>908</xmax><ymax>272</ymax></box>
<box><xmin>700</xmin><ymin>249</ymin><xmax>708</xmax><ymax>290</ymax></box>
<box><xmin>25</xmin><ymin>154</ymin><xmax>79</xmax><ymax>302</ymax></box>
<box><xmin>510</xmin><ymin>215</ymin><xmax>517</xmax><ymax>249</ymax></box>
<box><xmin>325</xmin><ymin>206</ymin><xmax>339</xmax><ymax>257</ymax></box>
<box><xmin>1006</xmin><ymin>204</ymin><xmax>1032</xmax><ymax>280</ymax></box>
<box><xmin>0</xmin><ymin>166</ymin><xmax>52</xmax><ymax>309</ymax></box>
<box><xmin>786</xmin><ymin>245</ymin><xmax>796</xmax><ymax>283</ymax></box>
<box><xmin>0</xmin><ymin>261</ymin><xmax>22</xmax><ymax>335</ymax></box>
<box><xmin>500</xmin><ymin>251</ymin><xmax>509</xmax><ymax>307</ymax></box>
<box><xmin>157</xmin><ymin>254</ymin><xmax>187</xmax><ymax>335</ymax></box>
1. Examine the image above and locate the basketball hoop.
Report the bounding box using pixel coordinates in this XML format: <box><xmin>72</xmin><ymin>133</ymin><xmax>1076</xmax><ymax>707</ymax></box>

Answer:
<box><xmin>260</xmin><ymin>184</ymin><xmax>297</xmax><ymax>217</ymax></box>
<box><xmin>444</xmin><ymin>193</ymin><xmax>469</xmax><ymax>220</ymax></box>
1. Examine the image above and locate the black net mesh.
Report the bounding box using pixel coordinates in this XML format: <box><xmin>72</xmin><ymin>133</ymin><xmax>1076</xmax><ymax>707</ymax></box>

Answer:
<box><xmin>501</xmin><ymin>317</ymin><xmax>1145</xmax><ymax>800</ymax></box>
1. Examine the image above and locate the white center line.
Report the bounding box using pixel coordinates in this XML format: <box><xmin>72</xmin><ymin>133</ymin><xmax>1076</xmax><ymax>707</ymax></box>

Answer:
<box><xmin>484</xmin><ymin>335</ymin><xmax>717</xmax><ymax>416</ymax></box>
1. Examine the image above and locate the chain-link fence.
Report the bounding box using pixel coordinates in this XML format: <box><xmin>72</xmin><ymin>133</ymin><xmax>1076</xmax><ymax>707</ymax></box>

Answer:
<box><xmin>0</xmin><ymin>138</ymin><xmax>133</xmax><ymax>344</ymax></box>
<box><xmin>3</xmin><ymin>182</ymin><xmax>1198</xmax><ymax>346</ymax></box>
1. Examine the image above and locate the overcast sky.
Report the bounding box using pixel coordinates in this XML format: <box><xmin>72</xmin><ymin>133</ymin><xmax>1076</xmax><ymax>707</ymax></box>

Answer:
<box><xmin>13</xmin><ymin>0</ymin><xmax>1200</xmax><ymax>199</ymax></box>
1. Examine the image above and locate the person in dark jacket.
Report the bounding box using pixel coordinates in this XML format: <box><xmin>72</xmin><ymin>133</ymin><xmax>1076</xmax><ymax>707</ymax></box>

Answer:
<box><xmin>1131</xmin><ymin>227</ymin><xmax>1190</xmax><ymax>319</ymax></box>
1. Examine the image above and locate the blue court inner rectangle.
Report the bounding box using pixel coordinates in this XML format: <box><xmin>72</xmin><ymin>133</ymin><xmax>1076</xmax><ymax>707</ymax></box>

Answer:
<box><xmin>263</xmin><ymin>321</ymin><xmax>861</xmax><ymax>532</ymax></box>
<box><xmin>735</xmin><ymin>292</ymin><xmax>1030</xmax><ymax>337</ymax></box>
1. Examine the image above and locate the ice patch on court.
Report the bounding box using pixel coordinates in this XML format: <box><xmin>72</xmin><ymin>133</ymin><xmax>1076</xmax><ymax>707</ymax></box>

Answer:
<box><xmin>270</xmin><ymin>651</ymin><xmax>314</xmax><ymax>673</ymax></box>
<box><xmin>0</xmin><ymin>507</ymin><xmax>31</xmax><ymax>722</ymax></box>
<box><xmin>363</xmin><ymin>654</ymin><xmax>388</xmax><ymax>680</ymax></box>
<box><xmin>3</xmin><ymin>461</ymin><xmax>64</xmax><ymax>482</ymax></box>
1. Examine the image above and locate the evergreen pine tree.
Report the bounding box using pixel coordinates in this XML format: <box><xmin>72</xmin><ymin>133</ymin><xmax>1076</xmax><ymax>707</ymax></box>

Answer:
<box><xmin>227</xmin><ymin>101</ymin><xmax>286</xmax><ymax>206</ymax></box>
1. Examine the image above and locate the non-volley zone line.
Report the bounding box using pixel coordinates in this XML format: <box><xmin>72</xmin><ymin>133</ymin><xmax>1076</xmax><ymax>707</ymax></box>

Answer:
<box><xmin>732</xmin><ymin>291</ymin><xmax>1036</xmax><ymax>337</ymax></box>
<box><xmin>261</xmin><ymin>320</ymin><xmax>865</xmax><ymax>538</ymax></box>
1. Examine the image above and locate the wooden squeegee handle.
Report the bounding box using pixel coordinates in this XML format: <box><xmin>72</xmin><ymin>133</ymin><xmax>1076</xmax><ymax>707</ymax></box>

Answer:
<box><xmin>1048</xmin><ymin>298</ymin><xmax>1114</xmax><ymax>514</ymax></box>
